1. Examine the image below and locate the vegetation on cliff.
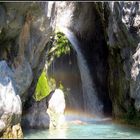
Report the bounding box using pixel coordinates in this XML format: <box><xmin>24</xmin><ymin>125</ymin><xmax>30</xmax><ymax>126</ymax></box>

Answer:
<box><xmin>33</xmin><ymin>31</ymin><xmax>71</xmax><ymax>101</ymax></box>
<box><xmin>33</xmin><ymin>71</ymin><xmax>51</xmax><ymax>101</ymax></box>
<box><xmin>48</xmin><ymin>31</ymin><xmax>71</xmax><ymax>59</ymax></box>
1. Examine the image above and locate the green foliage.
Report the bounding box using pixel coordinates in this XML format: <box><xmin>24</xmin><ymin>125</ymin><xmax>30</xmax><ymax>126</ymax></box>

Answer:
<box><xmin>49</xmin><ymin>32</ymin><xmax>71</xmax><ymax>58</ymax></box>
<box><xmin>33</xmin><ymin>71</ymin><xmax>66</xmax><ymax>102</ymax></box>
<box><xmin>33</xmin><ymin>71</ymin><xmax>51</xmax><ymax>101</ymax></box>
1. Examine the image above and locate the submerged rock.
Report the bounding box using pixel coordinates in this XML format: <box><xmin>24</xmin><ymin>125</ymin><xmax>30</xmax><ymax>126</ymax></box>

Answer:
<box><xmin>47</xmin><ymin>89</ymin><xmax>66</xmax><ymax>129</ymax></box>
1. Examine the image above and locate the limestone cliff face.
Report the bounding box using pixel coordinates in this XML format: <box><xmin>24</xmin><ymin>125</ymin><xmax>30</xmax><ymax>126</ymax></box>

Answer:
<box><xmin>107</xmin><ymin>2</ymin><xmax>140</xmax><ymax>122</ymax></box>
<box><xmin>0</xmin><ymin>2</ymin><xmax>55</xmax><ymax>137</ymax></box>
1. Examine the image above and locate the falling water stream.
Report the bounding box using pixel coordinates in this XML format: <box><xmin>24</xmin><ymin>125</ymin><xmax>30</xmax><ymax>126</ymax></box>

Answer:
<box><xmin>61</xmin><ymin>27</ymin><xmax>103</xmax><ymax>116</ymax></box>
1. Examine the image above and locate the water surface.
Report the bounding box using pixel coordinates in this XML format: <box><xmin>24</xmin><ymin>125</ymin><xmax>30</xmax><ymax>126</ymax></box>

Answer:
<box><xmin>24</xmin><ymin>117</ymin><xmax>140</xmax><ymax>139</ymax></box>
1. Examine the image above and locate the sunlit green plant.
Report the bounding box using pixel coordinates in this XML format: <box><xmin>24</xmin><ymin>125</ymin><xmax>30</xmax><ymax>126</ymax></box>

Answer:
<box><xmin>49</xmin><ymin>32</ymin><xmax>72</xmax><ymax>58</ymax></box>
<box><xmin>33</xmin><ymin>71</ymin><xmax>66</xmax><ymax>101</ymax></box>
<box><xmin>33</xmin><ymin>71</ymin><xmax>51</xmax><ymax>101</ymax></box>
<box><xmin>33</xmin><ymin>31</ymin><xmax>72</xmax><ymax>101</ymax></box>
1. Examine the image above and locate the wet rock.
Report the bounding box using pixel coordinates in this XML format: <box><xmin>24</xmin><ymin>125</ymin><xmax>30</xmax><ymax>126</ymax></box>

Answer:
<box><xmin>21</xmin><ymin>98</ymin><xmax>50</xmax><ymax>129</ymax></box>
<box><xmin>47</xmin><ymin>89</ymin><xmax>66</xmax><ymax>129</ymax></box>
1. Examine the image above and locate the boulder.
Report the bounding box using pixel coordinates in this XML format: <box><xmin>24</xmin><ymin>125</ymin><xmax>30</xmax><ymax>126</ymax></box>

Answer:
<box><xmin>0</xmin><ymin>61</ymin><xmax>22</xmax><ymax>138</ymax></box>
<box><xmin>47</xmin><ymin>89</ymin><xmax>66</xmax><ymax>129</ymax></box>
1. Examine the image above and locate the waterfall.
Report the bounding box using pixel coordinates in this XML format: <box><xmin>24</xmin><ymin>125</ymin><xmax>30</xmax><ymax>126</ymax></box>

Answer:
<box><xmin>61</xmin><ymin>27</ymin><xmax>103</xmax><ymax>116</ymax></box>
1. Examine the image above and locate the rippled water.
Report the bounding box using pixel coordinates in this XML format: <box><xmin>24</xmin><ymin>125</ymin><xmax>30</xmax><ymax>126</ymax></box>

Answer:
<box><xmin>24</xmin><ymin>117</ymin><xmax>140</xmax><ymax>139</ymax></box>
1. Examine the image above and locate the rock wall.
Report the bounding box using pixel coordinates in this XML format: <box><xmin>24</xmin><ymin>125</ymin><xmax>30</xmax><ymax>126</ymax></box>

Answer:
<box><xmin>0</xmin><ymin>61</ymin><xmax>22</xmax><ymax>138</ymax></box>
<box><xmin>107</xmin><ymin>2</ymin><xmax>140</xmax><ymax>123</ymax></box>
<box><xmin>0</xmin><ymin>2</ymin><xmax>55</xmax><ymax>137</ymax></box>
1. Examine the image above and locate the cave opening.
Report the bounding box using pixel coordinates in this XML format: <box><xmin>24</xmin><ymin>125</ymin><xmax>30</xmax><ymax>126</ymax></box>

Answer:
<box><xmin>46</xmin><ymin>28</ymin><xmax>112</xmax><ymax>118</ymax></box>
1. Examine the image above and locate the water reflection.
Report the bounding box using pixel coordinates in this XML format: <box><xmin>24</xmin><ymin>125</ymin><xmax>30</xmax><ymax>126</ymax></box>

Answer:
<box><xmin>48</xmin><ymin>126</ymin><xmax>68</xmax><ymax>139</ymax></box>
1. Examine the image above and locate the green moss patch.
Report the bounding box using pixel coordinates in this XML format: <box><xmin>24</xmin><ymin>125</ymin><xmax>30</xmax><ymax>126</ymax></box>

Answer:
<box><xmin>33</xmin><ymin>71</ymin><xmax>51</xmax><ymax>101</ymax></box>
<box><xmin>33</xmin><ymin>71</ymin><xmax>66</xmax><ymax>102</ymax></box>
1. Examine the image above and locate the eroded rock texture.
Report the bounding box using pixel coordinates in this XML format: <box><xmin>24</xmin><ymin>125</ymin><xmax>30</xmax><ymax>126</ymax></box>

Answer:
<box><xmin>0</xmin><ymin>61</ymin><xmax>22</xmax><ymax>138</ymax></box>
<box><xmin>0</xmin><ymin>2</ymin><xmax>55</xmax><ymax>137</ymax></box>
<box><xmin>107</xmin><ymin>2</ymin><xmax>140</xmax><ymax>121</ymax></box>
